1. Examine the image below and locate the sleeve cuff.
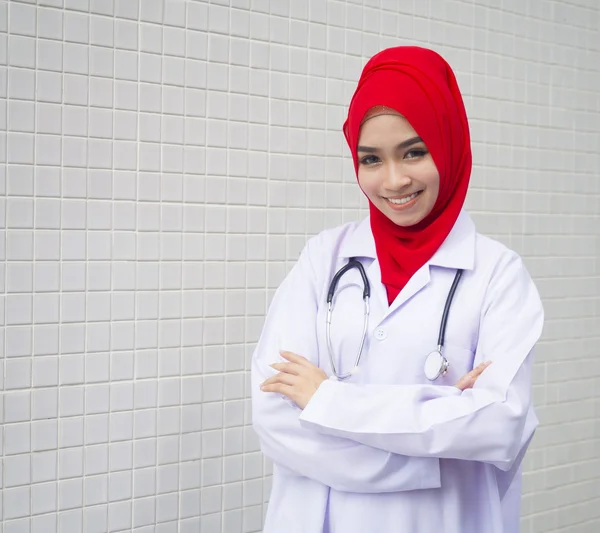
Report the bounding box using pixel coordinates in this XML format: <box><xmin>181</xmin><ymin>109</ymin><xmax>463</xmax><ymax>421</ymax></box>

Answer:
<box><xmin>299</xmin><ymin>378</ymin><xmax>339</xmax><ymax>428</ymax></box>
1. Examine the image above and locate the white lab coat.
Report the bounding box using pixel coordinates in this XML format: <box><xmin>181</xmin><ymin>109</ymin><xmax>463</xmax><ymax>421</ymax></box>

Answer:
<box><xmin>251</xmin><ymin>211</ymin><xmax>544</xmax><ymax>533</ymax></box>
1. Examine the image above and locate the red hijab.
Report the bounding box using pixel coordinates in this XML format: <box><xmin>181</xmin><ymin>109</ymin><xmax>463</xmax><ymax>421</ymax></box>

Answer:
<box><xmin>343</xmin><ymin>46</ymin><xmax>472</xmax><ymax>304</ymax></box>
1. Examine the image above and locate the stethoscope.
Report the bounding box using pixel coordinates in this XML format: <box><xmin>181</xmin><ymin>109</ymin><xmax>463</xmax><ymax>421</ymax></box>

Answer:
<box><xmin>326</xmin><ymin>258</ymin><xmax>463</xmax><ymax>381</ymax></box>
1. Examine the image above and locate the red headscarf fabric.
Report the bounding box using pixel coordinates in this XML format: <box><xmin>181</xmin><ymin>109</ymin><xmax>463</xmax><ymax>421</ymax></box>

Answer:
<box><xmin>343</xmin><ymin>46</ymin><xmax>472</xmax><ymax>305</ymax></box>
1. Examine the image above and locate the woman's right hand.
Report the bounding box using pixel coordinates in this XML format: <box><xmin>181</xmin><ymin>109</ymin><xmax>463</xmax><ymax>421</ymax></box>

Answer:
<box><xmin>455</xmin><ymin>361</ymin><xmax>492</xmax><ymax>391</ymax></box>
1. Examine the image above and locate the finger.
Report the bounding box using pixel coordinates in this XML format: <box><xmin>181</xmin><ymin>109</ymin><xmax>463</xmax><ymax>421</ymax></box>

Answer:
<box><xmin>455</xmin><ymin>361</ymin><xmax>492</xmax><ymax>390</ymax></box>
<box><xmin>261</xmin><ymin>374</ymin><xmax>295</xmax><ymax>388</ymax></box>
<box><xmin>456</xmin><ymin>364</ymin><xmax>483</xmax><ymax>389</ymax></box>
<box><xmin>279</xmin><ymin>351</ymin><xmax>312</xmax><ymax>367</ymax></box>
<box><xmin>261</xmin><ymin>372</ymin><xmax>298</xmax><ymax>388</ymax></box>
<box><xmin>472</xmin><ymin>361</ymin><xmax>492</xmax><ymax>376</ymax></box>
<box><xmin>455</xmin><ymin>375</ymin><xmax>475</xmax><ymax>391</ymax></box>
<box><xmin>270</xmin><ymin>362</ymin><xmax>303</xmax><ymax>375</ymax></box>
<box><xmin>260</xmin><ymin>382</ymin><xmax>294</xmax><ymax>397</ymax></box>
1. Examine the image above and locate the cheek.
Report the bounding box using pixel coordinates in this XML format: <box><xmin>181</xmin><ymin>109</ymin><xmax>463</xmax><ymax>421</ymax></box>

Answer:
<box><xmin>420</xmin><ymin>164</ymin><xmax>441</xmax><ymax>199</ymax></box>
<box><xmin>357</xmin><ymin>172</ymin><xmax>379</xmax><ymax>202</ymax></box>
<box><xmin>429</xmin><ymin>177</ymin><xmax>441</xmax><ymax>201</ymax></box>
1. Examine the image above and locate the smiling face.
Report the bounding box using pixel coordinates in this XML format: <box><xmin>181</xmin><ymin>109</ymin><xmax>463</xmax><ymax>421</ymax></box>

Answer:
<box><xmin>357</xmin><ymin>113</ymin><xmax>440</xmax><ymax>227</ymax></box>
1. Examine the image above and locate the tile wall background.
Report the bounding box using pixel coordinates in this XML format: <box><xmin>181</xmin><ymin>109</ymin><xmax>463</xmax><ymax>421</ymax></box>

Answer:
<box><xmin>1</xmin><ymin>0</ymin><xmax>599</xmax><ymax>532</ymax></box>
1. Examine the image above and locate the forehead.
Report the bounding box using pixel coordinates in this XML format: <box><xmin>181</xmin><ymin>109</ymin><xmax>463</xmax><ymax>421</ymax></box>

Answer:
<box><xmin>358</xmin><ymin>114</ymin><xmax>418</xmax><ymax>142</ymax></box>
<box><xmin>361</xmin><ymin>105</ymin><xmax>402</xmax><ymax>123</ymax></box>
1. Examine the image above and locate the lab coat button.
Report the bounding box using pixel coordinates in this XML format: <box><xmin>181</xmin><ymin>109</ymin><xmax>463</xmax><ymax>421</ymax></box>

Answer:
<box><xmin>374</xmin><ymin>328</ymin><xmax>387</xmax><ymax>340</ymax></box>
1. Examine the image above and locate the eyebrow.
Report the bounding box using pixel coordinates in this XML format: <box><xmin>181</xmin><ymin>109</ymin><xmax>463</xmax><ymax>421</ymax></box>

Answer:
<box><xmin>357</xmin><ymin>136</ymin><xmax>423</xmax><ymax>153</ymax></box>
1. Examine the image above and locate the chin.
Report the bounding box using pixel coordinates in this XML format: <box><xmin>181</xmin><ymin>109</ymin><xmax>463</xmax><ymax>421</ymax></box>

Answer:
<box><xmin>384</xmin><ymin>209</ymin><xmax>426</xmax><ymax>228</ymax></box>
<box><xmin>391</xmin><ymin>216</ymin><xmax>424</xmax><ymax>227</ymax></box>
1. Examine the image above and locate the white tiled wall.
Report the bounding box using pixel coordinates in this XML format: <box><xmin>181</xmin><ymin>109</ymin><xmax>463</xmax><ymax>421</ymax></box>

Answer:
<box><xmin>1</xmin><ymin>0</ymin><xmax>599</xmax><ymax>532</ymax></box>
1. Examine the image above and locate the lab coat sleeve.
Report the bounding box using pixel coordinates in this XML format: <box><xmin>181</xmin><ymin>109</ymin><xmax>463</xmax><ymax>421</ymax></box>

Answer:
<box><xmin>252</xmin><ymin>236</ymin><xmax>442</xmax><ymax>493</ymax></box>
<box><xmin>299</xmin><ymin>251</ymin><xmax>544</xmax><ymax>472</ymax></box>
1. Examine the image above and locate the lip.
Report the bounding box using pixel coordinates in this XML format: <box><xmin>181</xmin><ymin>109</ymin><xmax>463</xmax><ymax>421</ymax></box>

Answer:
<box><xmin>383</xmin><ymin>191</ymin><xmax>422</xmax><ymax>211</ymax></box>
<box><xmin>385</xmin><ymin>192</ymin><xmax>420</xmax><ymax>200</ymax></box>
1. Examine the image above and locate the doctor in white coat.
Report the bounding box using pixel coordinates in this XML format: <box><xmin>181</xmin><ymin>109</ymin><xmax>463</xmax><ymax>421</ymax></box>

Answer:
<box><xmin>252</xmin><ymin>46</ymin><xmax>544</xmax><ymax>533</ymax></box>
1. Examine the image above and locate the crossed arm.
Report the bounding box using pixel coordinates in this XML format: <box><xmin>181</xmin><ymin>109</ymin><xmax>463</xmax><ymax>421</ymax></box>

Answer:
<box><xmin>253</xmin><ymin>240</ymin><xmax>543</xmax><ymax>491</ymax></box>
<box><xmin>252</xmin><ymin>242</ymin><xmax>444</xmax><ymax>493</ymax></box>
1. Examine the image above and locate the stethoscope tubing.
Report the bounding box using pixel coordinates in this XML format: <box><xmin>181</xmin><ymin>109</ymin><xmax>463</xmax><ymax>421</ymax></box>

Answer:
<box><xmin>326</xmin><ymin>258</ymin><xmax>463</xmax><ymax>381</ymax></box>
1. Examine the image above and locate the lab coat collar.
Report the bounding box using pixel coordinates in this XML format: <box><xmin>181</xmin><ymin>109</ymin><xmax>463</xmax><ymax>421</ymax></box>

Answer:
<box><xmin>338</xmin><ymin>210</ymin><xmax>476</xmax><ymax>271</ymax></box>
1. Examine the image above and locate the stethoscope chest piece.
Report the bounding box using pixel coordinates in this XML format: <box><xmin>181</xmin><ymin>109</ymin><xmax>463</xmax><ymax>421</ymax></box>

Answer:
<box><xmin>424</xmin><ymin>348</ymin><xmax>449</xmax><ymax>382</ymax></box>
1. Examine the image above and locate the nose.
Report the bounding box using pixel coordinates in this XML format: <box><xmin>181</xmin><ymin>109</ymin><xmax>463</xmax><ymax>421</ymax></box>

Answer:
<box><xmin>383</xmin><ymin>161</ymin><xmax>411</xmax><ymax>190</ymax></box>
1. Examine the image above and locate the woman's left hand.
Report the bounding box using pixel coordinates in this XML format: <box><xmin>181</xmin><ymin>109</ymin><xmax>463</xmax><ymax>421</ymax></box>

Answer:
<box><xmin>261</xmin><ymin>351</ymin><xmax>328</xmax><ymax>409</ymax></box>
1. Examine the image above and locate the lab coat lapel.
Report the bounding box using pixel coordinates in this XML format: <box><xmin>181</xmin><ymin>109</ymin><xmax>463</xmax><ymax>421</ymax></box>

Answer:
<box><xmin>363</xmin><ymin>258</ymin><xmax>431</xmax><ymax>322</ymax></box>
<box><xmin>384</xmin><ymin>264</ymin><xmax>431</xmax><ymax>320</ymax></box>
<box><xmin>336</xmin><ymin>212</ymin><xmax>475</xmax><ymax>322</ymax></box>
<box><xmin>364</xmin><ymin>257</ymin><xmax>389</xmax><ymax>314</ymax></box>
<box><xmin>380</xmin><ymin>211</ymin><xmax>476</xmax><ymax>319</ymax></box>
<box><xmin>337</xmin><ymin>217</ymin><xmax>432</xmax><ymax>319</ymax></box>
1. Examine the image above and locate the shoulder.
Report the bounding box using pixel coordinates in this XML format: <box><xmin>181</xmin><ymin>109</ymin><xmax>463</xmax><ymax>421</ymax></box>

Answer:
<box><xmin>473</xmin><ymin>232</ymin><xmax>531</xmax><ymax>281</ymax></box>
<box><xmin>472</xmin><ymin>232</ymin><xmax>543</xmax><ymax>316</ymax></box>
<box><xmin>473</xmin><ymin>232</ymin><xmax>521</xmax><ymax>271</ymax></box>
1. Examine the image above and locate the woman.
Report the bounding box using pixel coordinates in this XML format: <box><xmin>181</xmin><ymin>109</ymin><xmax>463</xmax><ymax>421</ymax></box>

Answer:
<box><xmin>251</xmin><ymin>46</ymin><xmax>543</xmax><ymax>533</ymax></box>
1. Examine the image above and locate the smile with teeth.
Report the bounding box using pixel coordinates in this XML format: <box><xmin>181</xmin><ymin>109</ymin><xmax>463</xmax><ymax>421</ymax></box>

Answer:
<box><xmin>385</xmin><ymin>191</ymin><xmax>421</xmax><ymax>205</ymax></box>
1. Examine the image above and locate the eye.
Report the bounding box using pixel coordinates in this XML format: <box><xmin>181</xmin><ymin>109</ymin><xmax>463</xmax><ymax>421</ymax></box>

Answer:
<box><xmin>405</xmin><ymin>149</ymin><xmax>428</xmax><ymax>160</ymax></box>
<box><xmin>359</xmin><ymin>155</ymin><xmax>381</xmax><ymax>166</ymax></box>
